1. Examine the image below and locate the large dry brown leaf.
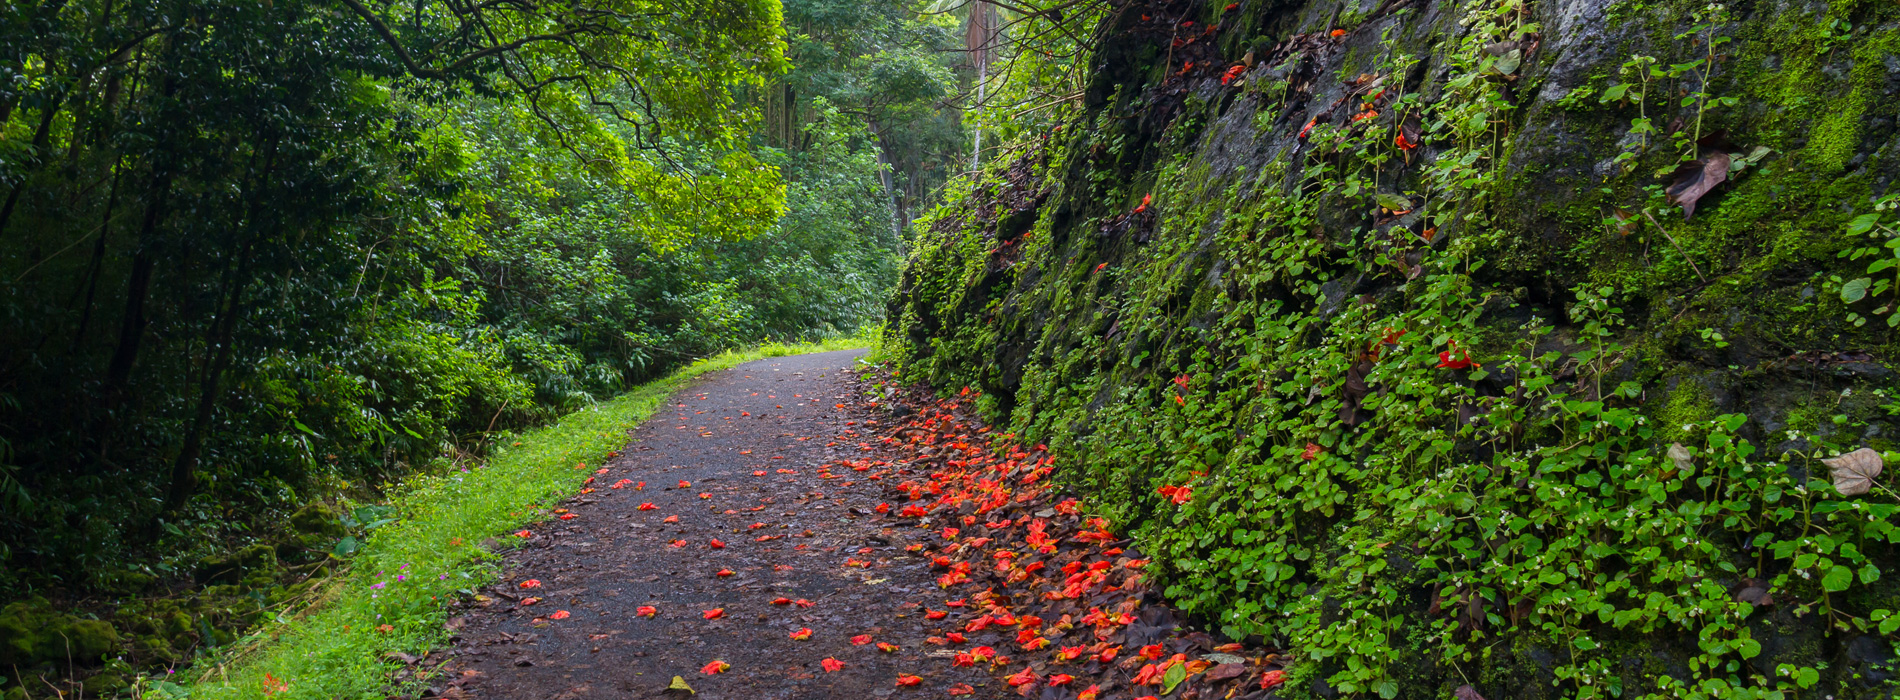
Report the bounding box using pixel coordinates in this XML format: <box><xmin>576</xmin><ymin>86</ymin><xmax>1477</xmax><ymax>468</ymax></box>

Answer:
<box><xmin>1824</xmin><ymin>448</ymin><xmax>1884</xmax><ymax>497</ymax></box>
<box><xmin>1666</xmin><ymin>151</ymin><xmax>1732</xmax><ymax>219</ymax></box>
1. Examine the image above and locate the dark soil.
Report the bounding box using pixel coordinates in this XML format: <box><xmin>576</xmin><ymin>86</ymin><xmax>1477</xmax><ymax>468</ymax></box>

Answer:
<box><xmin>429</xmin><ymin>350</ymin><xmax>1014</xmax><ymax>700</ymax></box>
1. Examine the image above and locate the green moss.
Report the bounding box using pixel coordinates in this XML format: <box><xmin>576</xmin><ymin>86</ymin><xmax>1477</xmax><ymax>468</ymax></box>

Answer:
<box><xmin>0</xmin><ymin>599</ymin><xmax>122</xmax><ymax>667</ymax></box>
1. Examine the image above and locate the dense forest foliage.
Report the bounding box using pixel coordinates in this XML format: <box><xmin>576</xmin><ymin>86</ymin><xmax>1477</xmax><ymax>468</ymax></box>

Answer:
<box><xmin>0</xmin><ymin>0</ymin><xmax>997</xmax><ymax>599</ymax></box>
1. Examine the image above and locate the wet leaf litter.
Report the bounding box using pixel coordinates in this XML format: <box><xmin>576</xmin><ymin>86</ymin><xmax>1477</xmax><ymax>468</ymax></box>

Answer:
<box><xmin>424</xmin><ymin>349</ymin><xmax>1287</xmax><ymax>700</ymax></box>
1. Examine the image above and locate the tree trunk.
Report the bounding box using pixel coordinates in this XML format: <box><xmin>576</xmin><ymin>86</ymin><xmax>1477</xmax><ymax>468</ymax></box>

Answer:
<box><xmin>0</xmin><ymin>97</ymin><xmax>64</xmax><ymax>239</ymax></box>
<box><xmin>165</xmin><ymin>138</ymin><xmax>275</xmax><ymax>508</ymax></box>
<box><xmin>102</xmin><ymin>173</ymin><xmax>170</xmax><ymax>405</ymax></box>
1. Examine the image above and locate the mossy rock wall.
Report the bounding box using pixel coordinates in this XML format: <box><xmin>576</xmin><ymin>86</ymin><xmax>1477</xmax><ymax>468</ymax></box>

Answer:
<box><xmin>886</xmin><ymin>0</ymin><xmax>1900</xmax><ymax>697</ymax></box>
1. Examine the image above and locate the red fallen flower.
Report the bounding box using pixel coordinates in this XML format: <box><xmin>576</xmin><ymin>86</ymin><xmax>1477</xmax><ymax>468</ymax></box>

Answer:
<box><xmin>794</xmin><ymin>599</ymin><xmax>815</xmax><ymax>608</ymax></box>
<box><xmin>1007</xmin><ymin>667</ymin><xmax>1038</xmax><ymax>687</ymax></box>
<box><xmin>1214</xmin><ymin>643</ymin><xmax>1245</xmax><ymax>653</ymax></box>
<box><xmin>519</xmin><ymin>597</ymin><xmax>541</xmax><ymax>606</ymax></box>
<box><xmin>1299</xmin><ymin>117</ymin><xmax>1319</xmax><ymax>139</ymax></box>
<box><xmin>1097</xmin><ymin>647</ymin><xmax>1119</xmax><ymax>663</ymax></box>
<box><xmin>636</xmin><ymin>481</ymin><xmax>645</xmax><ymax>489</ymax></box>
<box><xmin>1395</xmin><ymin>130</ymin><xmax>1420</xmax><ymax>150</ymax></box>
<box><xmin>1221</xmin><ymin>64</ymin><xmax>1246</xmax><ymax>85</ymax></box>
<box><xmin>1049</xmin><ymin>674</ymin><xmax>1075</xmax><ymax>686</ymax></box>
<box><xmin>515</xmin><ymin>530</ymin><xmax>532</xmax><ymax>538</ymax></box>
<box><xmin>946</xmin><ymin>599</ymin><xmax>967</xmax><ymax>608</ymax></box>
<box><xmin>875</xmin><ymin>503</ymin><xmax>891</xmax><ymax>514</ymax></box>
<box><xmin>1156</xmin><ymin>485</ymin><xmax>1193</xmax><ymax>504</ymax></box>
<box><xmin>821</xmin><ymin>658</ymin><xmax>844</xmax><ymax>672</ymax></box>
<box><xmin>947</xmin><ymin>632</ymin><xmax>967</xmax><ymax>643</ymax></box>
<box><xmin>1261</xmin><ymin>669</ymin><xmax>1287</xmax><ymax>689</ymax></box>
<box><xmin>1301</xmin><ymin>442</ymin><xmax>1324</xmax><ymax>460</ymax></box>
<box><xmin>790</xmin><ymin>627</ymin><xmax>812</xmax><ymax>640</ymax></box>
<box><xmin>610</xmin><ymin>479</ymin><xmax>633</xmax><ymax>489</ymax></box>
<box><xmin>548</xmin><ymin>610</ymin><xmax>570</xmax><ymax>620</ymax></box>
<box><xmin>1223</xmin><ymin>1</ymin><xmax>1237</xmax><ymax>9</ymax></box>
<box><xmin>1436</xmin><ymin>348</ymin><xmax>1480</xmax><ymax>369</ymax></box>
<box><xmin>1093</xmin><ymin>262</ymin><xmax>1109</xmax><ymax>273</ymax></box>
<box><xmin>1330</xmin><ymin>28</ymin><xmax>1346</xmax><ymax>37</ymax></box>
<box><xmin>1021</xmin><ymin>636</ymin><xmax>1050</xmax><ymax>650</ymax></box>
<box><xmin>678</xmin><ymin>480</ymin><xmax>691</xmax><ymax>488</ymax></box>
<box><xmin>877</xmin><ymin>642</ymin><xmax>900</xmax><ymax>653</ymax></box>
<box><xmin>1133</xmin><ymin>664</ymin><xmax>1164</xmax><ymax>685</ymax></box>
<box><xmin>1134</xmin><ymin>192</ymin><xmax>1153</xmax><ymax>214</ymax></box>
<box><xmin>636</xmin><ymin>605</ymin><xmax>657</xmax><ymax>617</ymax></box>
<box><xmin>771</xmin><ymin>597</ymin><xmax>792</xmax><ymax>605</ymax></box>
<box><xmin>952</xmin><ymin>653</ymin><xmax>976</xmax><ymax>667</ymax></box>
<box><xmin>970</xmin><ymin>646</ymin><xmax>997</xmax><ymax>661</ymax></box>
<box><xmin>716</xmin><ymin>569</ymin><xmax>734</xmax><ymax>577</ymax></box>
<box><xmin>701</xmin><ymin>660</ymin><xmax>729</xmax><ymax>675</ymax></box>
<box><xmin>851</xmin><ymin>634</ymin><xmax>873</xmax><ymax>645</ymax></box>
<box><xmin>637</xmin><ymin>503</ymin><xmax>658</xmax><ymax>511</ymax></box>
<box><xmin>1078</xmin><ymin>686</ymin><xmax>1101</xmax><ymax>700</ymax></box>
<box><xmin>519</xmin><ymin>579</ymin><xmax>541</xmax><ymax>589</ymax></box>
<box><xmin>948</xmin><ymin>683</ymin><xmax>975</xmax><ymax>696</ymax></box>
<box><xmin>669</xmin><ymin>539</ymin><xmax>687</xmax><ymax>548</ymax></box>
<box><xmin>895</xmin><ymin>674</ymin><xmax>923</xmax><ymax>687</ymax></box>
<box><xmin>703</xmin><ymin>608</ymin><xmax>725</xmax><ymax>620</ymax></box>
<box><xmin>663</xmin><ymin>515</ymin><xmax>679</xmax><ymax>523</ymax></box>
<box><xmin>925</xmin><ymin>609</ymin><xmax>947</xmax><ymax>620</ymax></box>
<box><xmin>709</xmin><ymin>539</ymin><xmax>726</xmax><ymax>549</ymax></box>
<box><xmin>1139</xmin><ymin>644</ymin><xmax>1165</xmax><ymax>660</ymax></box>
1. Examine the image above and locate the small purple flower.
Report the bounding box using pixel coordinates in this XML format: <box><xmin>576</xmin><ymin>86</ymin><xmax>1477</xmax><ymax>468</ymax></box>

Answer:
<box><xmin>396</xmin><ymin>575</ymin><xmax>406</xmax><ymax>581</ymax></box>
<box><xmin>371</xmin><ymin>582</ymin><xmax>386</xmax><ymax>589</ymax></box>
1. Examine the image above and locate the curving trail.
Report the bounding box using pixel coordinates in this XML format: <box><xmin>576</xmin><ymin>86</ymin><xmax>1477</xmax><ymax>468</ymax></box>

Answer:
<box><xmin>430</xmin><ymin>350</ymin><xmax>1013</xmax><ymax>699</ymax></box>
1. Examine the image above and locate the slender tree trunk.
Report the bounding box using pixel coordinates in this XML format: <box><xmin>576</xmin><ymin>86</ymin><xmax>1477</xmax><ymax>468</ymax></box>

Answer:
<box><xmin>165</xmin><ymin>240</ymin><xmax>252</xmax><ymax>508</ymax></box>
<box><xmin>863</xmin><ymin>119</ymin><xmax>903</xmax><ymax>239</ymax></box>
<box><xmin>102</xmin><ymin>173</ymin><xmax>169</xmax><ymax>404</ymax></box>
<box><xmin>71</xmin><ymin>162</ymin><xmax>125</xmax><ymax>350</ymax></box>
<box><xmin>0</xmin><ymin>97</ymin><xmax>64</xmax><ymax>239</ymax></box>
<box><xmin>165</xmin><ymin>139</ymin><xmax>275</xmax><ymax>508</ymax></box>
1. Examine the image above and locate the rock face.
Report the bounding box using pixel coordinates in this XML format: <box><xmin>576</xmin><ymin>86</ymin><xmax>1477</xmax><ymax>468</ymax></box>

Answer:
<box><xmin>888</xmin><ymin>0</ymin><xmax>1900</xmax><ymax>697</ymax></box>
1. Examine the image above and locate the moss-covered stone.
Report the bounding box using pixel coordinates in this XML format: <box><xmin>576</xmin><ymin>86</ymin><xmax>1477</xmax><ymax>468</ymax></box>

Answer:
<box><xmin>0</xmin><ymin>598</ymin><xmax>121</xmax><ymax>667</ymax></box>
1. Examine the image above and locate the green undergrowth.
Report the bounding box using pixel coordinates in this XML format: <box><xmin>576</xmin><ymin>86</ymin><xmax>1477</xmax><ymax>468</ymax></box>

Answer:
<box><xmin>885</xmin><ymin>0</ymin><xmax>1900</xmax><ymax>697</ymax></box>
<box><xmin>147</xmin><ymin>337</ymin><xmax>868</xmax><ymax>700</ymax></box>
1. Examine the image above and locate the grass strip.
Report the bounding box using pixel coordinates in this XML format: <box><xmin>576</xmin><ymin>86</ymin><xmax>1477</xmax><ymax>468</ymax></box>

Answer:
<box><xmin>160</xmin><ymin>338</ymin><xmax>869</xmax><ymax>700</ymax></box>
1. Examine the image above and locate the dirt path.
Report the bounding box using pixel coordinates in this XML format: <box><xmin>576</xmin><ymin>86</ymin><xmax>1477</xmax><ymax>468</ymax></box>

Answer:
<box><xmin>431</xmin><ymin>350</ymin><xmax>1014</xmax><ymax>699</ymax></box>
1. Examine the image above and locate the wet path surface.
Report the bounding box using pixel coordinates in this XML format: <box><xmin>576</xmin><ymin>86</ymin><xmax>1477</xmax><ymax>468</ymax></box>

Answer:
<box><xmin>433</xmin><ymin>350</ymin><xmax>1012</xmax><ymax>700</ymax></box>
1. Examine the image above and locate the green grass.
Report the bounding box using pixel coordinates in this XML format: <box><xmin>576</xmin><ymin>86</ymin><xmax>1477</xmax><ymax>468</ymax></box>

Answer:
<box><xmin>152</xmin><ymin>337</ymin><xmax>870</xmax><ymax>700</ymax></box>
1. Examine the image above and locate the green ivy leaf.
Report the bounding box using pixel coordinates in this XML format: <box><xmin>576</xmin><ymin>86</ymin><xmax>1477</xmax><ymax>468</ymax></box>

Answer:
<box><xmin>1823</xmin><ymin>565</ymin><xmax>1854</xmax><ymax>592</ymax></box>
<box><xmin>1161</xmin><ymin>660</ymin><xmax>1188</xmax><ymax>694</ymax></box>
<box><xmin>1842</xmin><ymin>277</ymin><xmax>1871</xmax><ymax>303</ymax></box>
<box><xmin>1374</xmin><ymin>679</ymin><xmax>1399</xmax><ymax>699</ymax></box>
